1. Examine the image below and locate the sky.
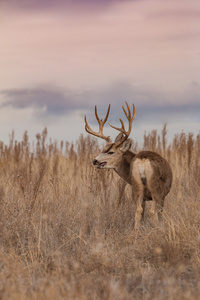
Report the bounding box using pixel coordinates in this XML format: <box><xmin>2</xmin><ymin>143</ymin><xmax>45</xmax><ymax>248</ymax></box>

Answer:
<box><xmin>0</xmin><ymin>0</ymin><xmax>200</xmax><ymax>147</ymax></box>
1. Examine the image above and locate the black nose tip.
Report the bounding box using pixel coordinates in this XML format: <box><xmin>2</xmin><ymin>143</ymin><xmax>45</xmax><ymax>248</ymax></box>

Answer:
<box><xmin>93</xmin><ymin>159</ymin><xmax>98</xmax><ymax>165</ymax></box>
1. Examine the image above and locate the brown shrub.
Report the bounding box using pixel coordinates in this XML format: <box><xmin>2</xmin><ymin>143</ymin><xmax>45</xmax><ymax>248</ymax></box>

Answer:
<box><xmin>0</xmin><ymin>127</ymin><xmax>199</xmax><ymax>299</ymax></box>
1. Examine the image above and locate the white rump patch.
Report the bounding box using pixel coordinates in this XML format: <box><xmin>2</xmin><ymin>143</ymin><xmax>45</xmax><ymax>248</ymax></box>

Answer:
<box><xmin>139</xmin><ymin>162</ymin><xmax>145</xmax><ymax>179</ymax></box>
<box><xmin>132</xmin><ymin>158</ymin><xmax>153</xmax><ymax>183</ymax></box>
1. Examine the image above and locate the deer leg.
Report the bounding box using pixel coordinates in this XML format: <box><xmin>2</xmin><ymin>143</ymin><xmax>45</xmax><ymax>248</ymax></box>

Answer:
<box><xmin>141</xmin><ymin>200</ymin><xmax>145</xmax><ymax>221</ymax></box>
<box><xmin>149</xmin><ymin>199</ymin><xmax>157</xmax><ymax>215</ymax></box>
<box><xmin>149</xmin><ymin>193</ymin><xmax>165</xmax><ymax>225</ymax></box>
<box><xmin>157</xmin><ymin>197</ymin><xmax>165</xmax><ymax>221</ymax></box>
<box><xmin>149</xmin><ymin>200</ymin><xmax>159</xmax><ymax>225</ymax></box>
<box><xmin>134</xmin><ymin>192</ymin><xmax>144</xmax><ymax>230</ymax></box>
<box><xmin>132</xmin><ymin>176</ymin><xmax>144</xmax><ymax>230</ymax></box>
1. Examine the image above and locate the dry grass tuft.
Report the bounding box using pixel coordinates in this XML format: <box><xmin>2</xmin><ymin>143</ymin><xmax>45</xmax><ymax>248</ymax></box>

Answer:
<box><xmin>0</xmin><ymin>127</ymin><xmax>200</xmax><ymax>299</ymax></box>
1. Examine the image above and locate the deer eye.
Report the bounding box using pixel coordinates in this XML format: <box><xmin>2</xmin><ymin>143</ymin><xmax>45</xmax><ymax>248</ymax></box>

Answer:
<box><xmin>108</xmin><ymin>151</ymin><xmax>114</xmax><ymax>155</ymax></box>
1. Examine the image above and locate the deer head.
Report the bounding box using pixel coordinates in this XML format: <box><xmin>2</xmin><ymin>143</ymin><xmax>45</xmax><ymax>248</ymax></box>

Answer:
<box><xmin>85</xmin><ymin>102</ymin><xmax>135</xmax><ymax>170</ymax></box>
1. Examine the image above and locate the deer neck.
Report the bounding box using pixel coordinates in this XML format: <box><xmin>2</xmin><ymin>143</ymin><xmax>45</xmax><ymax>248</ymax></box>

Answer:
<box><xmin>114</xmin><ymin>150</ymin><xmax>135</xmax><ymax>185</ymax></box>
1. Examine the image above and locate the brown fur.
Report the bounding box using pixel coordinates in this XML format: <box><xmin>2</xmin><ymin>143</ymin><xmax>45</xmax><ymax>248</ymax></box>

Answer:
<box><xmin>130</xmin><ymin>151</ymin><xmax>172</xmax><ymax>228</ymax></box>
<box><xmin>115</xmin><ymin>150</ymin><xmax>135</xmax><ymax>184</ymax></box>
<box><xmin>131</xmin><ymin>151</ymin><xmax>173</xmax><ymax>204</ymax></box>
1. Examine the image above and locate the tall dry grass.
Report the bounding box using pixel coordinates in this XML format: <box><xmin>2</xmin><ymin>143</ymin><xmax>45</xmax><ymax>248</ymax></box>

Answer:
<box><xmin>0</xmin><ymin>126</ymin><xmax>200</xmax><ymax>299</ymax></box>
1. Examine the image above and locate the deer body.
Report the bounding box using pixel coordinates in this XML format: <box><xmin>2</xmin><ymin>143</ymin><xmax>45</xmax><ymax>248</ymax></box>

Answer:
<box><xmin>85</xmin><ymin>102</ymin><xmax>172</xmax><ymax>229</ymax></box>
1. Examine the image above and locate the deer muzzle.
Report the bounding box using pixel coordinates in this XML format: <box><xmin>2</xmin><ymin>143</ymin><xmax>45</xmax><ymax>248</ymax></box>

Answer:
<box><xmin>93</xmin><ymin>159</ymin><xmax>107</xmax><ymax>168</ymax></box>
<box><xmin>93</xmin><ymin>159</ymin><xmax>98</xmax><ymax>165</ymax></box>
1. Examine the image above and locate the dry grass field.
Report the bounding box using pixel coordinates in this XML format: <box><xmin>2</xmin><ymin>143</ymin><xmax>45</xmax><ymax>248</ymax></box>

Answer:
<box><xmin>0</xmin><ymin>127</ymin><xmax>200</xmax><ymax>299</ymax></box>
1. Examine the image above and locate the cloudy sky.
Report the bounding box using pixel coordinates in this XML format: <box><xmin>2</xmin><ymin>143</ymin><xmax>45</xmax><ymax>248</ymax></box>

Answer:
<box><xmin>0</xmin><ymin>0</ymin><xmax>200</xmax><ymax>146</ymax></box>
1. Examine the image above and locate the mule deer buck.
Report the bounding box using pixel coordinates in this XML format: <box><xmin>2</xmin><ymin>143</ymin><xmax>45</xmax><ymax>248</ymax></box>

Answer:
<box><xmin>85</xmin><ymin>102</ymin><xmax>172</xmax><ymax>229</ymax></box>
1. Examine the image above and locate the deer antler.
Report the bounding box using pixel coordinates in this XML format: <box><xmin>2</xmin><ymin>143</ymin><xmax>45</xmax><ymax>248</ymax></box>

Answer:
<box><xmin>85</xmin><ymin>105</ymin><xmax>111</xmax><ymax>142</ymax></box>
<box><xmin>108</xmin><ymin>102</ymin><xmax>135</xmax><ymax>147</ymax></box>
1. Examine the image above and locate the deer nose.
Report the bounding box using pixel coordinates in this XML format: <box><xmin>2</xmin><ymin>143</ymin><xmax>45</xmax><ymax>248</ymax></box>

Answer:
<box><xmin>93</xmin><ymin>159</ymin><xmax>98</xmax><ymax>165</ymax></box>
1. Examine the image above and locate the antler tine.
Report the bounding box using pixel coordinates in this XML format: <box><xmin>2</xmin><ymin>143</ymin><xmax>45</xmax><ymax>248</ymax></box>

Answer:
<box><xmin>119</xmin><ymin>118</ymin><xmax>125</xmax><ymax>131</ymax></box>
<box><xmin>108</xmin><ymin>118</ymin><xmax>125</xmax><ymax>132</ymax></box>
<box><xmin>84</xmin><ymin>115</ymin><xmax>93</xmax><ymax>133</ymax></box>
<box><xmin>122</xmin><ymin>101</ymin><xmax>130</xmax><ymax>119</ymax></box>
<box><xmin>94</xmin><ymin>105</ymin><xmax>100</xmax><ymax>123</ymax></box>
<box><xmin>131</xmin><ymin>103</ymin><xmax>136</xmax><ymax>121</ymax></box>
<box><xmin>108</xmin><ymin>102</ymin><xmax>136</xmax><ymax>147</ymax></box>
<box><xmin>103</xmin><ymin>104</ymin><xmax>110</xmax><ymax>124</ymax></box>
<box><xmin>127</xmin><ymin>103</ymin><xmax>136</xmax><ymax>134</ymax></box>
<box><xmin>84</xmin><ymin>105</ymin><xmax>111</xmax><ymax>142</ymax></box>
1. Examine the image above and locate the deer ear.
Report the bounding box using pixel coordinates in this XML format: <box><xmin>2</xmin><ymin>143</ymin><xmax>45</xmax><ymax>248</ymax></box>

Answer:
<box><xmin>120</xmin><ymin>138</ymin><xmax>132</xmax><ymax>153</ymax></box>
<box><xmin>114</xmin><ymin>133</ymin><xmax>124</xmax><ymax>144</ymax></box>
